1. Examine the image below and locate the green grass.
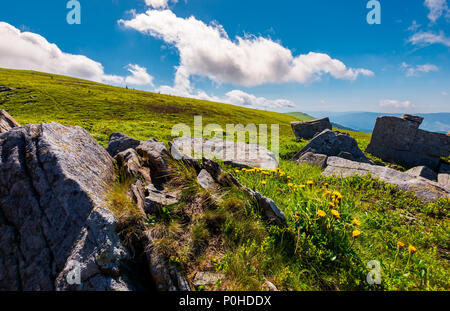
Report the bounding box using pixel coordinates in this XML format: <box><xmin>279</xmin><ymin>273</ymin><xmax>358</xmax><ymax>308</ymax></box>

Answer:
<box><xmin>1</xmin><ymin>68</ymin><xmax>448</xmax><ymax>291</ymax></box>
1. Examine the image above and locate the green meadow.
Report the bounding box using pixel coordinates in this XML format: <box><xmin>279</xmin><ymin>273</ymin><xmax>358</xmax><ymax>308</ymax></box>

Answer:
<box><xmin>1</xmin><ymin>68</ymin><xmax>448</xmax><ymax>290</ymax></box>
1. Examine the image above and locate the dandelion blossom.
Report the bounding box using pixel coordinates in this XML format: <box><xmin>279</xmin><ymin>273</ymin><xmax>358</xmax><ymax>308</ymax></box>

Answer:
<box><xmin>352</xmin><ymin>230</ymin><xmax>361</xmax><ymax>237</ymax></box>
<box><xmin>331</xmin><ymin>209</ymin><xmax>340</xmax><ymax>219</ymax></box>
<box><xmin>408</xmin><ymin>245</ymin><xmax>417</xmax><ymax>254</ymax></box>
<box><xmin>397</xmin><ymin>241</ymin><xmax>405</xmax><ymax>249</ymax></box>
<box><xmin>328</xmin><ymin>202</ymin><xmax>335</xmax><ymax>208</ymax></box>
<box><xmin>353</xmin><ymin>219</ymin><xmax>361</xmax><ymax>226</ymax></box>
<box><xmin>317</xmin><ymin>210</ymin><xmax>326</xmax><ymax>218</ymax></box>
<box><xmin>261</xmin><ymin>180</ymin><xmax>267</xmax><ymax>185</ymax></box>
<box><xmin>307</xmin><ymin>180</ymin><xmax>314</xmax><ymax>186</ymax></box>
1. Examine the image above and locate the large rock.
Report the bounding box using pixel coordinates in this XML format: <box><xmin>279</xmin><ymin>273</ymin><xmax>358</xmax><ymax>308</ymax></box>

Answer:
<box><xmin>438</xmin><ymin>163</ymin><xmax>450</xmax><ymax>190</ymax></box>
<box><xmin>172</xmin><ymin>136</ymin><xmax>278</xmax><ymax>170</ymax></box>
<box><xmin>0</xmin><ymin>109</ymin><xmax>20</xmax><ymax>133</ymax></box>
<box><xmin>291</xmin><ymin>117</ymin><xmax>332</xmax><ymax>140</ymax></box>
<box><xmin>406</xmin><ymin>166</ymin><xmax>437</xmax><ymax>182</ymax></box>
<box><xmin>323</xmin><ymin>157</ymin><xmax>450</xmax><ymax>201</ymax></box>
<box><xmin>366</xmin><ymin>115</ymin><xmax>450</xmax><ymax>171</ymax></box>
<box><xmin>296</xmin><ymin>152</ymin><xmax>328</xmax><ymax>168</ymax></box>
<box><xmin>293</xmin><ymin>129</ymin><xmax>370</xmax><ymax>163</ymax></box>
<box><xmin>0</xmin><ymin>122</ymin><xmax>140</xmax><ymax>290</ymax></box>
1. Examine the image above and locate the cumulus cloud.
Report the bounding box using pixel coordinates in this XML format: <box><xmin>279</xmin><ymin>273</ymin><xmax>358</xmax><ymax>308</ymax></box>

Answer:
<box><xmin>119</xmin><ymin>9</ymin><xmax>373</xmax><ymax>89</ymax></box>
<box><xmin>224</xmin><ymin>90</ymin><xmax>295</xmax><ymax>110</ymax></box>
<box><xmin>144</xmin><ymin>0</ymin><xmax>178</xmax><ymax>9</ymax></box>
<box><xmin>0</xmin><ymin>22</ymin><xmax>154</xmax><ymax>87</ymax></box>
<box><xmin>408</xmin><ymin>30</ymin><xmax>450</xmax><ymax>46</ymax></box>
<box><xmin>379</xmin><ymin>99</ymin><xmax>414</xmax><ymax>109</ymax></box>
<box><xmin>401</xmin><ymin>62</ymin><xmax>439</xmax><ymax>77</ymax></box>
<box><xmin>124</xmin><ymin>64</ymin><xmax>154</xmax><ymax>86</ymax></box>
<box><xmin>424</xmin><ymin>0</ymin><xmax>449</xmax><ymax>22</ymax></box>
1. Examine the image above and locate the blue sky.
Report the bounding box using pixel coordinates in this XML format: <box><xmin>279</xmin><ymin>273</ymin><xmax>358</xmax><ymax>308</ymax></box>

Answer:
<box><xmin>0</xmin><ymin>0</ymin><xmax>449</xmax><ymax>113</ymax></box>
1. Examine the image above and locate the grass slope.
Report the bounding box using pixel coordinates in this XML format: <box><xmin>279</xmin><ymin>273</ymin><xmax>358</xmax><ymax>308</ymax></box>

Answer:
<box><xmin>1</xmin><ymin>68</ymin><xmax>448</xmax><ymax>291</ymax></box>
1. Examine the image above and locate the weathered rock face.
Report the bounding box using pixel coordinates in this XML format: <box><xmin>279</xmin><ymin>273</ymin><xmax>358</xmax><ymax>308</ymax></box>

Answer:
<box><xmin>296</xmin><ymin>152</ymin><xmax>328</xmax><ymax>168</ymax></box>
<box><xmin>366</xmin><ymin>115</ymin><xmax>450</xmax><ymax>171</ymax></box>
<box><xmin>291</xmin><ymin>117</ymin><xmax>332</xmax><ymax>140</ymax></box>
<box><xmin>438</xmin><ymin>163</ymin><xmax>450</xmax><ymax>190</ymax></box>
<box><xmin>293</xmin><ymin>129</ymin><xmax>370</xmax><ymax>163</ymax></box>
<box><xmin>323</xmin><ymin>157</ymin><xmax>450</xmax><ymax>201</ymax></box>
<box><xmin>0</xmin><ymin>109</ymin><xmax>20</xmax><ymax>133</ymax></box>
<box><xmin>0</xmin><ymin>122</ymin><xmax>139</xmax><ymax>291</ymax></box>
<box><xmin>406</xmin><ymin>166</ymin><xmax>437</xmax><ymax>182</ymax></box>
<box><xmin>172</xmin><ymin>136</ymin><xmax>278</xmax><ymax>170</ymax></box>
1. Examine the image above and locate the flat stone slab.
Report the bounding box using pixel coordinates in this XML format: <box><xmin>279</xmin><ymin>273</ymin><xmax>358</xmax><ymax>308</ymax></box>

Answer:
<box><xmin>172</xmin><ymin>137</ymin><xmax>278</xmax><ymax>170</ymax></box>
<box><xmin>323</xmin><ymin>157</ymin><xmax>450</xmax><ymax>201</ymax></box>
<box><xmin>291</xmin><ymin>117</ymin><xmax>332</xmax><ymax>140</ymax></box>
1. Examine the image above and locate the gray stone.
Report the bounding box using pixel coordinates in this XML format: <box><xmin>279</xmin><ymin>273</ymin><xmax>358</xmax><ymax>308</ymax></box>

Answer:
<box><xmin>296</xmin><ymin>152</ymin><xmax>328</xmax><ymax>168</ymax></box>
<box><xmin>438</xmin><ymin>163</ymin><xmax>450</xmax><ymax>190</ymax></box>
<box><xmin>0</xmin><ymin>122</ymin><xmax>139</xmax><ymax>290</ymax></box>
<box><xmin>291</xmin><ymin>117</ymin><xmax>332</xmax><ymax>140</ymax></box>
<box><xmin>366</xmin><ymin>115</ymin><xmax>450</xmax><ymax>171</ymax></box>
<box><xmin>406</xmin><ymin>166</ymin><xmax>437</xmax><ymax>182</ymax></box>
<box><xmin>293</xmin><ymin>129</ymin><xmax>370</xmax><ymax>163</ymax></box>
<box><xmin>106</xmin><ymin>132</ymin><xmax>141</xmax><ymax>157</ymax></box>
<box><xmin>323</xmin><ymin>157</ymin><xmax>450</xmax><ymax>201</ymax></box>
<box><xmin>144</xmin><ymin>184</ymin><xmax>180</xmax><ymax>214</ymax></box>
<box><xmin>136</xmin><ymin>140</ymin><xmax>172</xmax><ymax>184</ymax></box>
<box><xmin>0</xmin><ymin>109</ymin><xmax>20</xmax><ymax>133</ymax></box>
<box><xmin>0</xmin><ymin>86</ymin><xmax>16</xmax><ymax>92</ymax></box>
<box><xmin>402</xmin><ymin>114</ymin><xmax>424</xmax><ymax>124</ymax></box>
<box><xmin>197</xmin><ymin>169</ymin><xmax>219</xmax><ymax>191</ymax></box>
<box><xmin>114</xmin><ymin>148</ymin><xmax>143</xmax><ymax>178</ymax></box>
<box><xmin>172</xmin><ymin>136</ymin><xmax>278</xmax><ymax>170</ymax></box>
<box><xmin>263</xmin><ymin>280</ymin><xmax>279</xmax><ymax>291</ymax></box>
<box><xmin>193</xmin><ymin>272</ymin><xmax>224</xmax><ymax>287</ymax></box>
<box><xmin>254</xmin><ymin>192</ymin><xmax>287</xmax><ymax>226</ymax></box>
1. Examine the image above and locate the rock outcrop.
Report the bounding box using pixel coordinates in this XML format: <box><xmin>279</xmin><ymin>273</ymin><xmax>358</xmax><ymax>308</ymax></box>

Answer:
<box><xmin>296</xmin><ymin>152</ymin><xmax>328</xmax><ymax>168</ymax></box>
<box><xmin>291</xmin><ymin>117</ymin><xmax>332</xmax><ymax>140</ymax></box>
<box><xmin>323</xmin><ymin>157</ymin><xmax>450</xmax><ymax>200</ymax></box>
<box><xmin>405</xmin><ymin>166</ymin><xmax>437</xmax><ymax>182</ymax></box>
<box><xmin>366</xmin><ymin>114</ymin><xmax>450</xmax><ymax>171</ymax></box>
<box><xmin>438</xmin><ymin>163</ymin><xmax>450</xmax><ymax>190</ymax></box>
<box><xmin>293</xmin><ymin>129</ymin><xmax>370</xmax><ymax>163</ymax></box>
<box><xmin>172</xmin><ymin>136</ymin><xmax>278</xmax><ymax>170</ymax></box>
<box><xmin>0</xmin><ymin>109</ymin><xmax>20</xmax><ymax>133</ymax></box>
<box><xmin>0</xmin><ymin>123</ymin><xmax>141</xmax><ymax>291</ymax></box>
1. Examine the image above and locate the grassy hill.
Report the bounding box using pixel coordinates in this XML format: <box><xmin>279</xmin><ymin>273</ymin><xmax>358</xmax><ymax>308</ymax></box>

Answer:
<box><xmin>1</xmin><ymin>68</ymin><xmax>448</xmax><ymax>291</ymax></box>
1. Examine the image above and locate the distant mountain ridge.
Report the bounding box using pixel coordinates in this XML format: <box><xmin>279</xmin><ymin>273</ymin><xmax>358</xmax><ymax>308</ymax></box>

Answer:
<box><xmin>302</xmin><ymin>111</ymin><xmax>450</xmax><ymax>134</ymax></box>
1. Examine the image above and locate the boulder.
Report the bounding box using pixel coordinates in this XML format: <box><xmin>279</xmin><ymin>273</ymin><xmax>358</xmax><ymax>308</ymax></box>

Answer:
<box><xmin>323</xmin><ymin>157</ymin><xmax>450</xmax><ymax>201</ymax></box>
<box><xmin>144</xmin><ymin>184</ymin><xmax>180</xmax><ymax>215</ymax></box>
<box><xmin>106</xmin><ymin>132</ymin><xmax>141</xmax><ymax>157</ymax></box>
<box><xmin>291</xmin><ymin>117</ymin><xmax>332</xmax><ymax>140</ymax></box>
<box><xmin>136</xmin><ymin>140</ymin><xmax>172</xmax><ymax>184</ymax></box>
<box><xmin>406</xmin><ymin>166</ymin><xmax>437</xmax><ymax>182</ymax></box>
<box><xmin>438</xmin><ymin>163</ymin><xmax>450</xmax><ymax>190</ymax></box>
<box><xmin>0</xmin><ymin>109</ymin><xmax>20</xmax><ymax>133</ymax></box>
<box><xmin>366</xmin><ymin>115</ymin><xmax>450</xmax><ymax>170</ymax></box>
<box><xmin>172</xmin><ymin>136</ymin><xmax>278</xmax><ymax>170</ymax></box>
<box><xmin>197</xmin><ymin>169</ymin><xmax>220</xmax><ymax>192</ymax></box>
<box><xmin>296</xmin><ymin>152</ymin><xmax>328</xmax><ymax>168</ymax></box>
<box><xmin>0</xmin><ymin>122</ymin><xmax>140</xmax><ymax>290</ymax></box>
<box><xmin>293</xmin><ymin>129</ymin><xmax>370</xmax><ymax>163</ymax></box>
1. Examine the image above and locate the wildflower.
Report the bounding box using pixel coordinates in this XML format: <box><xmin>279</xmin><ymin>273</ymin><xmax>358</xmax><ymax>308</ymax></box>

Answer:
<box><xmin>408</xmin><ymin>245</ymin><xmax>417</xmax><ymax>254</ymax></box>
<box><xmin>299</xmin><ymin>185</ymin><xmax>306</xmax><ymax>189</ymax></box>
<box><xmin>317</xmin><ymin>210</ymin><xmax>326</xmax><ymax>217</ymax></box>
<box><xmin>352</xmin><ymin>230</ymin><xmax>361</xmax><ymax>238</ymax></box>
<box><xmin>235</xmin><ymin>169</ymin><xmax>240</xmax><ymax>173</ymax></box>
<box><xmin>328</xmin><ymin>202</ymin><xmax>335</xmax><ymax>208</ymax></box>
<box><xmin>287</xmin><ymin>176</ymin><xmax>292</xmax><ymax>180</ymax></box>
<box><xmin>307</xmin><ymin>180</ymin><xmax>314</xmax><ymax>186</ymax></box>
<box><xmin>288</xmin><ymin>183</ymin><xmax>294</xmax><ymax>187</ymax></box>
<box><xmin>261</xmin><ymin>180</ymin><xmax>267</xmax><ymax>185</ymax></box>
<box><xmin>397</xmin><ymin>241</ymin><xmax>405</xmax><ymax>249</ymax></box>
<box><xmin>279</xmin><ymin>172</ymin><xmax>285</xmax><ymax>177</ymax></box>
<box><xmin>324</xmin><ymin>183</ymin><xmax>329</xmax><ymax>188</ymax></box>
<box><xmin>331</xmin><ymin>209</ymin><xmax>340</xmax><ymax>218</ymax></box>
<box><xmin>262</xmin><ymin>171</ymin><xmax>270</xmax><ymax>175</ymax></box>
<box><xmin>353</xmin><ymin>219</ymin><xmax>361</xmax><ymax>226</ymax></box>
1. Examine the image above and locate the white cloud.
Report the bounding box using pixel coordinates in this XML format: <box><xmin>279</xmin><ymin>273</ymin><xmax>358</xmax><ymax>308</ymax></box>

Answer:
<box><xmin>379</xmin><ymin>99</ymin><xmax>414</xmax><ymax>109</ymax></box>
<box><xmin>408</xmin><ymin>30</ymin><xmax>450</xmax><ymax>47</ymax></box>
<box><xmin>0</xmin><ymin>22</ymin><xmax>154</xmax><ymax>88</ymax></box>
<box><xmin>119</xmin><ymin>9</ymin><xmax>373</xmax><ymax>89</ymax></box>
<box><xmin>401</xmin><ymin>62</ymin><xmax>439</xmax><ymax>77</ymax></box>
<box><xmin>144</xmin><ymin>0</ymin><xmax>177</xmax><ymax>9</ymax></box>
<box><xmin>424</xmin><ymin>0</ymin><xmax>449</xmax><ymax>22</ymax></box>
<box><xmin>441</xmin><ymin>91</ymin><xmax>448</xmax><ymax>95</ymax></box>
<box><xmin>224</xmin><ymin>90</ymin><xmax>295</xmax><ymax>110</ymax></box>
<box><xmin>124</xmin><ymin>64</ymin><xmax>154</xmax><ymax>86</ymax></box>
<box><xmin>407</xmin><ymin>20</ymin><xmax>421</xmax><ymax>32</ymax></box>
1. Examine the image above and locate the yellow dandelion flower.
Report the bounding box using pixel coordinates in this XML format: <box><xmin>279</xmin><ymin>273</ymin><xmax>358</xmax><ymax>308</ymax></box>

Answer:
<box><xmin>331</xmin><ymin>209</ymin><xmax>340</xmax><ymax>219</ymax></box>
<box><xmin>288</xmin><ymin>183</ymin><xmax>294</xmax><ymax>187</ymax></box>
<box><xmin>352</xmin><ymin>230</ymin><xmax>361</xmax><ymax>238</ymax></box>
<box><xmin>261</xmin><ymin>180</ymin><xmax>267</xmax><ymax>185</ymax></box>
<box><xmin>299</xmin><ymin>185</ymin><xmax>306</xmax><ymax>189</ymax></box>
<box><xmin>328</xmin><ymin>202</ymin><xmax>335</xmax><ymax>208</ymax></box>
<box><xmin>317</xmin><ymin>210</ymin><xmax>326</xmax><ymax>217</ymax></box>
<box><xmin>307</xmin><ymin>180</ymin><xmax>314</xmax><ymax>185</ymax></box>
<box><xmin>324</xmin><ymin>183</ymin><xmax>329</xmax><ymax>188</ymax></box>
<box><xmin>397</xmin><ymin>241</ymin><xmax>405</xmax><ymax>249</ymax></box>
<box><xmin>287</xmin><ymin>176</ymin><xmax>292</xmax><ymax>179</ymax></box>
<box><xmin>235</xmin><ymin>169</ymin><xmax>240</xmax><ymax>173</ymax></box>
<box><xmin>353</xmin><ymin>219</ymin><xmax>361</xmax><ymax>226</ymax></box>
<box><xmin>262</xmin><ymin>171</ymin><xmax>270</xmax><ymax>175</ymax></box>
<box><xmin>408</xmin><ymin>245</ymin><xmax>417</xmax><ymax>254</ymax></box>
